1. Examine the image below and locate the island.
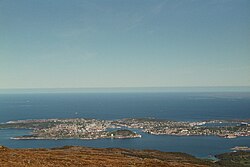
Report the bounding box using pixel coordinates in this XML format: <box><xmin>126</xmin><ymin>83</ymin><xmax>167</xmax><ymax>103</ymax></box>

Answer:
<box><xmin>0</xmin><ymin>118</ymin><xmax>249</xmax><ymax>140</ymax></box>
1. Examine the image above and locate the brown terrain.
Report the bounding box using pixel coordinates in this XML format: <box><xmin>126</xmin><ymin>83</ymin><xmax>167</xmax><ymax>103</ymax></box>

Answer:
<box><xmin>0</xmin><ymin>145</ymin><xmax>215</xmax><ymax>167</ymax></box>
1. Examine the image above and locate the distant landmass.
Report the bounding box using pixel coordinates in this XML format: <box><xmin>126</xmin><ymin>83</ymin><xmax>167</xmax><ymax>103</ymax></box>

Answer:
<box><xmin>0</xmin><ymin>118</ymin><xmax>249</xmax><ymax>140</ymax></box>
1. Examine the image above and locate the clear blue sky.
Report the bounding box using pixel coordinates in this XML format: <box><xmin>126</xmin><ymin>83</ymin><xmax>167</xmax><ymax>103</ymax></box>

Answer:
<box><xmin>0</xmin><ymin>0</ymin><xmax>249</xmax><ymax>89</ymax></box>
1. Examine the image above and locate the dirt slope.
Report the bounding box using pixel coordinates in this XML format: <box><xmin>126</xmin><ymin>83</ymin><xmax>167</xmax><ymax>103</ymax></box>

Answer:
<box><xmin>0</xmin><ymin>145</ymin><xmax>214</xmax><ymax>167</ymax></box>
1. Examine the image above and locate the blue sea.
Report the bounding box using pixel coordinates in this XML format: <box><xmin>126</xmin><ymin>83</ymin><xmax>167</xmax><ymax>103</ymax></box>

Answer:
<box><xmin>0</xmin><ymin>91</ymin><xmax>250</xmax><ymax>158</ymax></box>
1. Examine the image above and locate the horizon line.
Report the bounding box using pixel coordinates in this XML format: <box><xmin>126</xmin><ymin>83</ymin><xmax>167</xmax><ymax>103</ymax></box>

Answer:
<box><xmin>1</xmin><ymin>86</ymin><xmax>250</xmax><ymax>93</ymax></box>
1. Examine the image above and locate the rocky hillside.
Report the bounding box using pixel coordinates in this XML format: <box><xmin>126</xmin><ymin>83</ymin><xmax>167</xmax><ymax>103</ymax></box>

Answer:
<box><xmin>0</xmin><ymin>145</ymin><xmax>215</xmax><ymax>167</ymax></box>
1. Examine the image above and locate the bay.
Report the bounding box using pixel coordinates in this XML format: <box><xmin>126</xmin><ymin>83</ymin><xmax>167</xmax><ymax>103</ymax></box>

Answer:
<box><xmin>0</xmin><ymin>92</ymin><xmax>250</xmax><ymax>158</ymax></box>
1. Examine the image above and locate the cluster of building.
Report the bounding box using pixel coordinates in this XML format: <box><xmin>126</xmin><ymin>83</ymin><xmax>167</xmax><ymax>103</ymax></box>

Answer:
<box><xmin>2</xmin><ymin>118</ymin><xmax>250</xmax><ymax>139</ymax></box>
<box><xmin>24</xmin><ymin>119</ymin><xmax>111</xmax><ymax>139</ymax></box>
<box><xmin>113</xmin><ymin>118</ymin><xmax>250</xmax><ymax>138</ymax></box>
<box><xmin>5</xmin><ymin>118</ymin><xmax>140</xmax><ymax>140</ymax></box>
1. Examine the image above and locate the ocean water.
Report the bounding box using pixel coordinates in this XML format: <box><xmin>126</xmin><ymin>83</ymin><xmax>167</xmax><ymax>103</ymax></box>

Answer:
<box><xmin>0</xmin><ymin>92</ymin><xmax>250</xmax><ymax>158</ymax></box>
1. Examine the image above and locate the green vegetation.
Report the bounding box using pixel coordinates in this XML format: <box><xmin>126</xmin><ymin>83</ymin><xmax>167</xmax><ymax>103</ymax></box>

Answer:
<box><xmin>108</xmin><ymin>129</ymin><xmax>139</xmax><ymax>138</ymax></box>
<box><xmin>0</xmin><ymin>121</ymin><xmax>60</xmax><ymax>129</ymax></box>
<box><xmin>215</xmin><ymin>151</ymin><xmax>250</xmax><ymax>167</ymax></box>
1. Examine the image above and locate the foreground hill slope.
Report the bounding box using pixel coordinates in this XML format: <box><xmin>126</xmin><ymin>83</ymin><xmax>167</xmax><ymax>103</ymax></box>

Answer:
<box><xmin>0</xmin><ymin>145</ymin><xmax>214</xmax><ymax>167</ymax></box>
<box><xmin>215</xmin><ymin>151</ymin><xmax>250</xmax><ymax>167</ymax></box>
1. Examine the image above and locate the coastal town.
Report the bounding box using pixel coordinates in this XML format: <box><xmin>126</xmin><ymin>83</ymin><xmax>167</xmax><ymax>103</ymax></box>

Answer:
<box><xmin>0</xmin><ymin>118</ymin><xmax>141</xmax><ymax>140</ymax></box>
<box><xmin>0</xmin><ymin>118</ymin><xmax>249</xmax><ymax>140</ymax></box>
<box><xmin>113</xmin><ymin>118</ymin><xmax>250</xmax><ymax>138</ymax></box>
